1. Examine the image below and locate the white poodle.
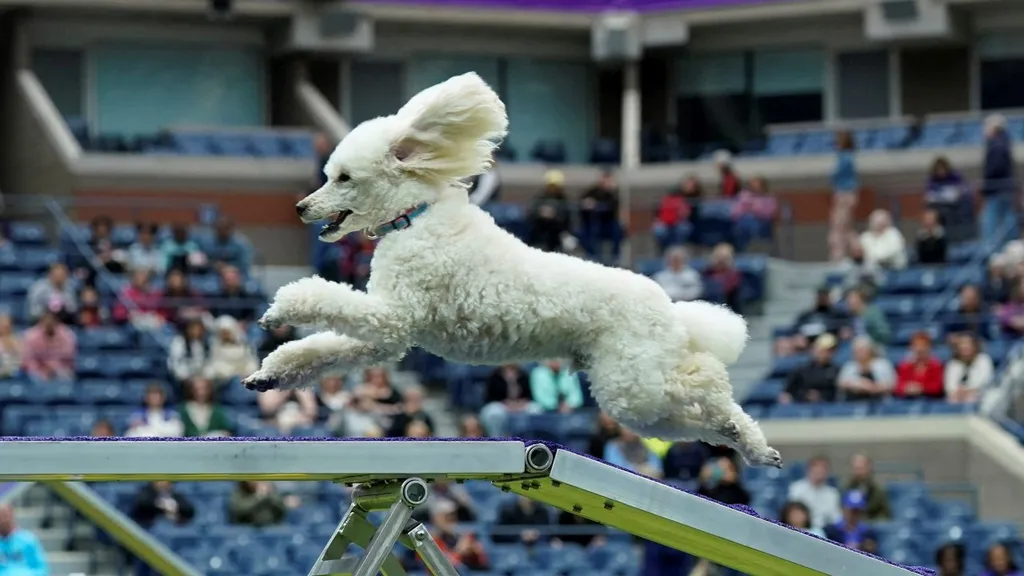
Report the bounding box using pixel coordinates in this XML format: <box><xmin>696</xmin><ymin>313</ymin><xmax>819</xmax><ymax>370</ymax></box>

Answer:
<box><xmin>244</xmin><ymin>73</ymin><xmax>781</xmax><ymax>467</ymax></box>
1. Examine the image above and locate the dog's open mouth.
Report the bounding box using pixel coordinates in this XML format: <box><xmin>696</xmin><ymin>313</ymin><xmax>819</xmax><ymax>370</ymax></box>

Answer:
<box><xmin>319</xmin><ymin>210</ymin><xmax>353</xmax><ymax>238</ymax></box>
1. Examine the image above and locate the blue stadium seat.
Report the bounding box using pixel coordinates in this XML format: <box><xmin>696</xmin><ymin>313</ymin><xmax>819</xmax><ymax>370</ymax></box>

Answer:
<box><xmin>170</xmin><ymin>133</ymin><xmax>216</xmax><ymax>155</ymax></box>
<box><xmin>818</xmin><ymin>402</ymin><xmax>871</xmax><ymax>419</ymax></box>
<box><xmin>0</xmin><ymin>272</ymin><xmax>36</xmax><ymax>297</ymax></box>
<box><xmin>875</xmin><ymin>400</ymin><xmax>927</xmax><ymax>417</ymax></box>
<box><xmin>767</xmin><ymin>403</ymin><xmax>817</xmax><ymax>419</ymax></box>
<box><xmin>531</xmin><ymin>140</ymin><xmax>567</xmax><ymax>164</ymax></box>
<box><xmin>589</xmin><ymin>138</ymin><xmax>620</xmax><ymax>164</ymax></box>
<box><xmin>7</xmin><ymin>221</ymin><xmax>47</xmax><ymax>245</ymax></box>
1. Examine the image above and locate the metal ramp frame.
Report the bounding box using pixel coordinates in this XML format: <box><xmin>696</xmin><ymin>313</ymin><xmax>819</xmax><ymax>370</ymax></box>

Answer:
<box><xmin>0</xmin><ymin>437</ymin><xmax>934</xmax><ymax>576</ymax></box>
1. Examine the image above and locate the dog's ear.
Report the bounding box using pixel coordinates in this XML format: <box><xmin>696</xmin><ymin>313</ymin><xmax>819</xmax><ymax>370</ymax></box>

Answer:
<box><xmin>391</xmin><ymin>72</ymin><xmax>508</xmax><ymax>180</ymax></box>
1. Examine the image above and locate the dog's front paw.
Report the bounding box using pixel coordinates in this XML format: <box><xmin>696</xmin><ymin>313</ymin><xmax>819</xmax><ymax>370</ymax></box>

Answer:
<box><xmin>260</xmin><ymin>276</ymin><xmax>337</xmax><ymax>329</ymax></box>
<box><xmin>242</xmin><ymin>370</ymin><xmax>280</xmax><ymax>392</ymax></box>
<box><xmin>744</xmin><ymin>447</ymin><xmax>783</xmax><ymax>469</ymax></box>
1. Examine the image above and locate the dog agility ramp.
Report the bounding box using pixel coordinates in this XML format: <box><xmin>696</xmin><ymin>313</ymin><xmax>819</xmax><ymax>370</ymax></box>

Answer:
<box><xmin>0</xmin><ymin>437</ymin><xmax>933</xmax><ymax>576</ymax></box>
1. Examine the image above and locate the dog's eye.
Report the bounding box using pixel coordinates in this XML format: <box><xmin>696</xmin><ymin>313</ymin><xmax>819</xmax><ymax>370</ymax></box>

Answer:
<box><xmin>338</xmin><ymin>173</ymin><xmax>350</xmax><ymax>183</ymax></box>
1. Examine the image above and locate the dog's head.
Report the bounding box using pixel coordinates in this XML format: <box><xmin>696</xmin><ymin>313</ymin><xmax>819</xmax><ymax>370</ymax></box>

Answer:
<box><xmin>298</xmin><ymin>72</ymin><xmax>508</xmax><ymax>242</ymax></box>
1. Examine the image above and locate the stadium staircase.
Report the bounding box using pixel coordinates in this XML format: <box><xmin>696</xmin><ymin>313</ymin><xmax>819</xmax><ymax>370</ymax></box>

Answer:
<box><xmin>11</xmin><ymin>485</ymin><xmax>121</xmax><ymax>576</ymax></box>
<box><xmin>730</xmin><ymin>259</ymin><xmax>832</xmax><ymax>400</ymax></box>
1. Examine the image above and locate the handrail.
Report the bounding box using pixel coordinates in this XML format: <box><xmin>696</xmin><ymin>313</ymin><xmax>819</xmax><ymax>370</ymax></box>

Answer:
<box><xmin>43</xmin><ymin>200</ymin><xmax>171</xmax><ymax>350</ymax></box>
<box><xmin>981</xmin><ymin>342</ymin><xmax>1024</xmax><ymax>420</ymax></box>
<box><xmin>44</xmin><ymin>482</ymin><xmax>201</xmax><ymax>576</ymax></box>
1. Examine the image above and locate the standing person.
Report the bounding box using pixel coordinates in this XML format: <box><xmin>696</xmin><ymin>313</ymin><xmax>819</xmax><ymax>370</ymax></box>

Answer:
<box><xmin>829</xmin><ymin>130</ymin><xmax>859</xmax><ymax>261</ymax></box>
<box><xmin>981</xmin><ymin>114</ymin><xmax>1018</xmax><ymax>250</ymax></box>
<box><xmin>577</xmin><ymin>170</ymin><xmax>623</xmax><ymax>262</ymax></box>
<box><xmin>0</xmin><ymin>504</ymin><xmax>49</xmax><ymax>576</ymax></box>
<box><xmin>714</xmin><ymin>150</ymin><xmax>742</xmax><ymax>198</ymax></box>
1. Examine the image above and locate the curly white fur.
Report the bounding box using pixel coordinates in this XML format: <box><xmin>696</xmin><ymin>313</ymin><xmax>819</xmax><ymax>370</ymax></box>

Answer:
<box><xmin>244</xmin><ymin>72</ymin><xmax>781</xmax><ymax>467</ymax></box>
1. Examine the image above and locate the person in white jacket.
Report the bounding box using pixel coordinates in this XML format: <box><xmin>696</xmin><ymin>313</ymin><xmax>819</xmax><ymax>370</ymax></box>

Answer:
<box><xmin>653</xmin><ymin>246</ymin><xmax>703</xmax><ymax>302</ymax></box>
<box><xmin>944</xmin><ymin>334</ymin><xmax>995</xmax><ymax>404</ymax></box>
<box><xmin>859</xmin><ymin>210</ymin><xmax>907</xmax><ymax>271</ymax></box>
<box><xmin>167</xmin><ymin>318</ymin><xmax>211</xmax><ymax>384</ymax></box>
<box><xmin>206</xmin><ymin>315</ymin><xmax>259</xmax><ymax>385</ymax></box>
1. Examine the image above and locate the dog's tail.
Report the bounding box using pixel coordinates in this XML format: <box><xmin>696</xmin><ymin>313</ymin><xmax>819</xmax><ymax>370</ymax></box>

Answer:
<box><xmin>673</xmin><ymin>300</ymin><xmax>748</xmax><ymax>365</ymax></box>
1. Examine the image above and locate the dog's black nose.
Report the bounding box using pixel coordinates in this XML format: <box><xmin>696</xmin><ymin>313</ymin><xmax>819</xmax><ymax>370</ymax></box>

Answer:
<box><xmin>296</xmin><ymin>204</ymin><xmax>307</xmax><ymax>217</ymax></box>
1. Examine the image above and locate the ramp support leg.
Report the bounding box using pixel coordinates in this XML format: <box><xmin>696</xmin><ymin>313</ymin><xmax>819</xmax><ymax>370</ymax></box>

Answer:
<box><xmin>308</xmin><ymin>477</ymin><xmax>461</xmax><ymax>576</ymax></box>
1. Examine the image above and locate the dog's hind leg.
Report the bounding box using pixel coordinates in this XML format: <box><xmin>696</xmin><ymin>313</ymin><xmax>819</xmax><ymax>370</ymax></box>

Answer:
<box><xmin>258</xmin><ymin>276</ymin><xmax>406</xmax><ymax>347</ymax></box>
<box><xmin>242</xmin><ymin>332</ymin><xmax>405</xmax><ymax>391</ymax></box>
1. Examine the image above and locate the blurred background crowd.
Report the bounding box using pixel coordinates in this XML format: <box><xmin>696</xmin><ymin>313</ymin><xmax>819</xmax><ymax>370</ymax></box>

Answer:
<box><xmin>3</xmin><ymin>0</ymin><xmax>1024</xmax><ymax>575</ymax></box>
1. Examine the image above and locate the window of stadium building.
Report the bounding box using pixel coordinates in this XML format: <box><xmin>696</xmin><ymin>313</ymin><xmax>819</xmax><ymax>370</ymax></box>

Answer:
<box><xmin>32</xmin><ymin>48</ymin><xmax>85</xmax><ymax>119</ymax></box>
<box><xmin>977</xmin><ymin>36</ymin><xmax>1024</xmax><ymax>110</ymax></box>
<box><xmin>675</xmin><ymin>49</ymin><xmax>824</xmax><ymax>150</ymax></box>
<box><xmin>407</xmin><ymin>56</ymin><xmax>594</xmax><ymax>163</ymax></box>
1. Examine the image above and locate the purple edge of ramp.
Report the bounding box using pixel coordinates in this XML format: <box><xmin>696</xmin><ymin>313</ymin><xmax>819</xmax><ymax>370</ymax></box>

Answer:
<box><xmin>5</xmin><ymin>436</ymin><xmax>934</xmax><ymax>575</ymax></box>
<box><xmin>364</xmin><ymin>0</ymin><xmax>787</xmax><ymax>14</ymax></box>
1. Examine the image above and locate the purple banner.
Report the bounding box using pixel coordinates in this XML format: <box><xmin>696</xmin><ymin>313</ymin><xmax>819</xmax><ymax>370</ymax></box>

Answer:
<box><xmin>368</xmin><ymin>0</ymin><xmax>786</xmax><ymax>11</ymax></box>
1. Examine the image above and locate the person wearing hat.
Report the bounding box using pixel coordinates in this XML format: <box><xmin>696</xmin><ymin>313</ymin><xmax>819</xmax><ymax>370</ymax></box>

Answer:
<box><xmin>527</xmin><ymin>169</ymin><xmax>573</xmax><ymax>253</ymax></box>
<box><xmin>779</xmin><ymin>333</ymin><xmax>840</xmax><ymax>404</ymax></box>
<box><xmin>824</xmin><ymin>490</ymin><xmax>878</xmax><ymax>554</ymax></box>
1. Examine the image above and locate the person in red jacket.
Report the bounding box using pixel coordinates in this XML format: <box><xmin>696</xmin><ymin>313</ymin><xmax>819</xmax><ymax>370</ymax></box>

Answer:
<box><xmin>653</xmin><ymin>176</ymin><xmax>702</xmax><ymax>251</ymax></box>
<box><xmin>895</xmin><ymin>332</ymin><xmax>945</xmax><ymax>399</ymax></box>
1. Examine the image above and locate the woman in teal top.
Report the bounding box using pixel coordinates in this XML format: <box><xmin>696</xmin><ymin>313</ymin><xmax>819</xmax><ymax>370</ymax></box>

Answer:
<box><xmin>829</xmin><ymin>130</ymin><xmax>859</xmax><ymax>262</ymax></box>
<box><xmin>529</xmin><ymin>359</ymin><xmax>584</xmax><ymax>411</ymax></box>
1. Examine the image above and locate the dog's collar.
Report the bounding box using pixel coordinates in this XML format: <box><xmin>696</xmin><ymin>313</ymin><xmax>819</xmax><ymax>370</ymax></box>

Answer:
<box><xmin>364</xmin><ymin>203</ymin><xmax>429</xmax><ymax>240</ymax></box>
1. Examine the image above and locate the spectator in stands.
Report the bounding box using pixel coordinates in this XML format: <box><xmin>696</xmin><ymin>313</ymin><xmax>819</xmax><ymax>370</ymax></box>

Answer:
<box><xmin>528</xmin><ymin>170</ymin><xmax>574</xmax><ymax>253</ymax></box>
<box><xmin>162</xmin><ymin>224</ymin><xmax>207</xmax><ymax>274</ymax></box>
<box><xmin>997</xmin><ymin>279</ymin><xmax>1024</xmax><ymax>337</ymax></box>
<box><xmin>988</xmin><ymin>241</ymin><xmax>1024</xmax><ymax>303</ymax></box>
<box><xmin>697</xmin><ymin>456</ymin><xmax>750</xmax><ymax>506</ymax></box>
<box><xmin>837</xmin><ymin>336</ymin><xmax>895</xmax><ymax>402</ymax></box>
<box><xmin>362</xmin><ymin>367</ymin><xmax>403</xmax><ymax>413</ymax></box>
<box><xmin>405</xmin><ymin>419</ymin><xmax>432</xmax><ymax>438</ymax></box>
<box><xmin>838</xmin><ymin>238</ymin><xmax>881</xmax><ymax>298</ymax></box>
<box><xmin>981</xmin><ymin>114</ymin><xmax>1018</xmax><ymax>250</ymax></box>
<box><xmin>79</xmin><ymin>216</ymin><xmax>127</xmax><ymax>286</ymax></box>
<box><xmin>0</xmin><ymin>312</ymin><xmax>22</xmax><ymax>378</ymax></box>
<box><xmin>982</xmin><ymin>542</ymin><xmax>1022</xmax><ymax>576</ymax></box>
<box><xmin>458</xmin><ymin>414</ymin><xmax>486</xmax><ymax>438</ymax></box>
<box><xmin>428</xmin><ymin>500</ymin><xmax>490</xmax><ymax>570</ymax></box>
<box><xmin>777</xmin><ymin>287</ymin><xmax>848</xmax><ymax>356</ymax></box>
<box><xmin>714</xmin><ymin>150</ymin><xmax>741</xmax><ymax>198</ymax></box>
<box><xmin>859</xmin><ymin>209</ymin><xmax>907</xmax><ymax>270</ymax></box>
<box><xmin>481</xmin><ymin>364</ymin><xmax>539</xmax><ymax>437</ymax></box>
<box><xmin>578</xmin><ymin>169</ymin><xmax>623</xmax><ymax>262</ymax></box>
<box><xmin>113</xmin><ymin>268</ymin><xmax>164</xmax><ymax>328</ymax></box>
<box><xmin>180</xmin><ymin>377</ymin><xmax>232</xmax><ymax>437</ymax></box>
<box><xmin>27</xmin><ymin>262</ymin><xmax>76</xmax><ymax>323</ymax></box>
<box><xmin>420</xmin><ymin>478</ymin><xmax>477</xmax><ymax>524</ymax></box>
<box><xmin>845</xmin><ymin>287</ymin><xmax>891</xmax><ymax>345</ymax></box>
<box><xmin>159</xmin><ymin>268</ymin><xmax>205</xmax><ymax>329</ymax></box>
<box><xmin>653</xmin><ymin>176</ymin><xmax>701</xmax><ymax>251</ymax></box>
<box><xmin>206</xmin><ymin>315</ymin><xmax>259</xmax><ymax>386</ymax></box>
<box><xmin>206</xmin><ymin>216</ymin><xmax>252</xmax><ymax>273</ymax></box>
<box><xmin>704</xmin><ymin>243</ymin><xmax>743</xmax><ymax>313</ymax></box>
<box><xmin>843</xmin><ymin>454</ymin><xmax>891</xmax><ymax>521</ymax></box>
<box><xmin>258</xmin><ymin>324</ymin><xmax>296</xmax><ymax>358</ymax></box>
<box><xmin>916</xmin><ymin>208</ymin><xmax>948</xmax><ymax>264</ymax></box>
<box><xmin>604</xmin><ymin>427</ymin><xmax>662</xmax><ymax>478</ymax></box>
<box><xmin>944</xmin><ymin>333</ymin><xmax>995</xmax><ymax>404</ymax></box>
<box><xmin>335</xmin><ymin>386</ymin><xmax>383</xmax><ymax>437</ymax></box>
<box><xmin>935</xmin><ymin>543</ymin><xmax>966</xmax><ymax>576</ymax></box>
<box><xmin>731</xmin><ymin>176</ymin><xmax>777</xmax><ymax>251</ymax></box>
<box><xmin>227</xmin><ymin>481</ymin><xmax>287</xmax><ymax>527</ymax></box>
<box><xmin>823</xmin><ymin>490</ymin><xmax>878</xmax><ymax>554</ymax></box>
<box><xmin>90</xmin><ymin>419</ymin><xmax>116</xmax><ymax>437</ymax></box>
<box><xmin>74</xmin><ymin>285</ymin><xmax>109</xmax><ymax>327</ymax></box>
<box><xmin>493</xmin><ymin>495</ymin><xmax>550</xmax><ymax>545</ymax></box>
<box><xmin>779</xmin><ymin>334</ymin><xmax>839</xmax><ymax>404</ymax></box>
<box><xmin>653</xmin><ymin>246</ymin><xmax>703</xmax><ymax>302</ymax></box>
<box><xmin>129</xmin><ymin>481</ymin><xmax>194</xmax><ymax>528</ymax></box>
<box><xmin>663</xmin><ymin>441</ymin><xmax>710</xmax><ymax>481</ymax></box>
<box><xmin>126</xmin><ymin>384</ymin><xmax>183</xmax><ymax>437</ymax></box>
<box><xmin>211</xmin><ymin>265</ymin><xmax>257</xmax><ymax>322</ymax></box>
<box><xmin>529</xmin><ymin>359</ymin><xmax>583</xmax><ymax>413</ymax></box>
<box><xmin>926</xmin><ymin>157</ymin><xmax>969</xmax><ymax>229</ymax></box>
<box><xmin>778</xmin><ymin>501</ymin><xmax>825</xmax><ymax>537</ymax></box>
<box><xmin>554</xmin><ymin>508</ymin><xmax>605</xmax><ymax>549</ymax></box>
<box><xmin>262</xmin><ymin>387</ymin><xmax>319</xmax><ymax>436</ymax></box>
<box><xmin>387</xmin><ymin>385</ymin><xmax>435</xmax><ymax>437</ymax></box>
<box><xmin>127</xmin><ymin>222</ymin><xmax>165</xmax><ymax>274</ymax></box>
<box><xmin>467</xmin><ymin>163</ymin><xmax>501</xmax><ymax>206</ymax></box>
<box><xmin>21</xmin><ymin>310</ymin><xmax>76</xmax><ymax>382</ymax></box>
<box><xmin>787</xmin><ymin>455</ymin><xmax>842</xmax><ymax>530</ymax></box>
<box><xmin>588</xmin><ymin>411</ymin><xmax>620</xmax><ymax>458</ymax></box>
<box><xmin>895</xmin><ymin>332</ymin><xmax>945</xmax><ymax>399</ymax></box>
<box><xmin>168</xmin><ymin>318</ymin><xmax>211</xmax><ymax>385</ymax></box>
<box><xmin>829</xmin><ymin>130</ymin><xmax>859</xmax><ymax>261</ymax></box>
<box><xmin>0</xmin><ymin>504</ymin><xmax>48</xmax><ymax>576</ymax></box>
<box><xmin>948</xmin><ymin>284</ymin><xmax>988</xmax><ymax>337</ymax></box>
<box><xmin>317</xmin><ymin>375</ymin><xmax>349</xmax><ymax>432</ymax></box>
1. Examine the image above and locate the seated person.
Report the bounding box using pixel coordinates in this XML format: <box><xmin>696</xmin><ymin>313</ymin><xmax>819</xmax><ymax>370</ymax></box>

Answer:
<box><xmin>704</xmin><ymin>243</ymin><xmax>743</xmax><ymax>313</ymax></box>
<box><xmin>428</xmin><ymin>500</ymin><xmax>490</xmax><ymax>570</ymax></box>
<box><xmin>653</xmin><ymin>246</ymin><xmax>703</xmax><ymax>302</ymax></box>
<box><xmin>916</xmin><ymin>208</ymin><xmax>947</xmax><ymax>264</ymax></box>
<box><xmin>997</xmin><ymin>278</ymin><xmax>1024</xmax><ymax>337</ymax></box>
<box><xmin>529</xmin><ymin>359</ymin><xmax>584</xmax><ymax>413</ymax></box>
<box><xmin>126</xmin><ymin>384</ymin><xmax>184</xmax><ymax>438</ymax></box>
<box><xmin>527</xmin><ymin>170</ymin><xmax>573</xmax><ymax>253</ymax></box>
<box><xmin>823</xmin><ymin>491</ymin><xmax>878</xmax><ymax>555</ymax></box>
<box><xmin>480</xmin><ymin>364</ymin><xmax>539</xmax><ymax>437</ymax></box>
<box><xmin>653</xmin><ymin>176</ymin><xmax>701</xmax><ymax>251</ymax></box>
<box><xmin>944</xmin><ymin>334</ymin><xmax>994</xmax><ymax>404</ymax></box>
<box><xmin>894</xmin><ymin>332</ymin><xmax>945</xmax><ymax>399</ymax></box>
<box><xmin>837</xmin><ymin>337</ymin><xmax>895</xmax><ymax>402</ymax></box>
<box><xmin>859</xmin><ymin>210</ymin><xmax>907</xmax><ymax>271</ymax></box>
<box><xmin>130</xmin><ymin>481</ymin><xmax>193</xmax><ymax>528</ymax></box>
<box><xmin>776</xmin><ymin>288</ymin><xmax>848</xmax><ymax>356</ymax></box>
<box><xmin>492</xmin><ymin>496</ymin><xmax>550</xmax><ymax>545</ymax></box>
<box><xmin>779</xmin><ymin>334</ymin><xmax>839</xmax><ymax>404</ymax></box>
<box><xmin>206</xmin><ymin>217</ymin><xmax>253</xmax><ymax>273</ymax></box>
<box><xmin>730</xmin><ymin>176</ymin><xmax>777</xmax><ymax>251</ymax></box>
<box><xmin>21</xmin><ymin>310</ymin><xmax>76</xmax><ymax>382</ymax></box>
<box><xmin>577</xmin><ymin>170</ymin><xmax>622</xmax><ymax>262</ymax></box>
<box><xmin>946</xmin><ymin>284</ymin><xmax>988</xmax><ymax>338</ymax></box>
<box><xmin>228</xmin><ymin>481</ymin><xmax>287</xmax><ymax>527</ymax></box>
